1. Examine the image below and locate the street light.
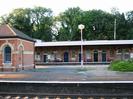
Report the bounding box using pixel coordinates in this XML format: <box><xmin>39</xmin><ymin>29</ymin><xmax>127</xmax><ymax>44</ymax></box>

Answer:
<box><xmin>78</xmin><ymin>24</ymin><xmax>85</xmax><ymax>67</ymax></box>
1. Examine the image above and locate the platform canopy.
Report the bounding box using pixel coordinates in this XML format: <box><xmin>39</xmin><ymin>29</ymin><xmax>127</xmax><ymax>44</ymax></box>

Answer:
<box><xmin>35</xmin><ymin>40</ymin><xmax>133</xmax><ymax>47</ymax></box>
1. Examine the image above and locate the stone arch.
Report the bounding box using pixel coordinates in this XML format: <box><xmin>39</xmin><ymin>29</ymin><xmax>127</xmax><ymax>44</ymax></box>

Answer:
<box><xmin>0</xmin><ymin>42</ymin><xmax>14</xmax><ymax>52</ymax></box>
<box><xmin>0</xmin><ymin>42</ymin><xmax>14</xmax><ymax>64</ymax></box>
<box><xmin>18</xmin><ymin>43</ymin><xmax>24</xmax><ymax>51</ymax></box>
<box><xmin>18</xmin><ymin>44</ymin><xmax>24</xmax><ymax>69</ymax></box>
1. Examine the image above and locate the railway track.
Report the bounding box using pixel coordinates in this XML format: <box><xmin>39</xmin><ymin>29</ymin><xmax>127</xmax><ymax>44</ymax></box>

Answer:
<box><xmin>0</xmin><ymin>82</ymin><xmax>133</xmax><ymax>99</ymax></box>
<box><xmin>0</xmin><ymin>93</ymin><xmax>133</xmax><ymax>99</ymax></box>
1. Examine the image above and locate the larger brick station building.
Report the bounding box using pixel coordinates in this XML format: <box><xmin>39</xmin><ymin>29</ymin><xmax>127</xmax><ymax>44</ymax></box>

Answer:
<box><xmin>0</xmin><ymin>24</ymin><xmax>35</xmax><ymax>71</ymax></box>
<box><xmin>35</xmin><ymin>40</ymin><xmax>133</xmax><ymax>65</ymax></box>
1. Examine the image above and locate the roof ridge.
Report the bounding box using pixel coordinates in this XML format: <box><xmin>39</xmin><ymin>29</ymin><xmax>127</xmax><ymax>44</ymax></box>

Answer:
<box><xmin>6</xmin><ymin>24</ymin><xmax>16</xmax><ymax>36</ymax></box>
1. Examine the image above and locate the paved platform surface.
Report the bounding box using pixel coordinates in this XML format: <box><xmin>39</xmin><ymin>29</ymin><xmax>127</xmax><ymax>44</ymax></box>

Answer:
<box><xmin>0</xmin><ymin>65</ymin><xmax>133</xmax><ymax>82</ymax></box>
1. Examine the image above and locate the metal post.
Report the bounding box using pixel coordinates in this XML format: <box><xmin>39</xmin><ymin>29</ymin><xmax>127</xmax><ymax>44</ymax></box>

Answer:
<box><xmin>78</xmin><ymin>24</ymin><xmax>85</xmax><ymax>67</ymax></box>
<box><xmin>80</xmin><ymin>29</ymin><xmax>83</xmax><ymax>67</ymax></box>
<box><xmin>114</xmin><ymin>19</ymin><xmax>116</xmax><ymax>40</ymax></box>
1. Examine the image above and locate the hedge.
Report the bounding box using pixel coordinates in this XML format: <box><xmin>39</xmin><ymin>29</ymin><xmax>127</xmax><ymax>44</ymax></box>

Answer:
<box><xmin>109</xmin><ymin>59</ymin><xmax>133</xmax><ymax>72</ymax></box>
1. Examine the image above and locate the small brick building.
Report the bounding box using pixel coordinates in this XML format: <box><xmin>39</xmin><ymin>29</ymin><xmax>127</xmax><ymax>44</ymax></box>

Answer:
<box><xmin>0</xmin><ymin>24</ymin><xmax>35</xmax><ymax>71</ymax></box>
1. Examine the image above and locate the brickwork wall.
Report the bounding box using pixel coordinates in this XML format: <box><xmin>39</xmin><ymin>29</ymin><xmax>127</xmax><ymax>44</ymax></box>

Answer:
<box><xmin>0</xmin><ymin>38</ymin><xmax>34</xmax><ymax>71</ymax></box>
<box><xmin>35</xmin><ymin>45</ymin><xmax>133</xmax><ymax>64</ymax></box>
<box><xmin>12</xmin><ymin>53</ymin><xmax>17</xmax><ymax>67</ymax></box>
<box><xmin>0</xmin><ymin>39</ymin><xmax>18</xmax><ymax>67</ymax></box>
<box><xmin>17</xmin><ymin>39</ymin><xmax>34</xmax><ymax>69</ymax></box>
<box><xmin>0</xmin><ymin>54</ymin><xmax>2</xmax><ymax>66</ymax></box>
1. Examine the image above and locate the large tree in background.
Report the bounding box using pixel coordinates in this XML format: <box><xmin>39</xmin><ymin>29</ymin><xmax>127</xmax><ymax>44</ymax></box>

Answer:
<box><xmin>126</xmin><ymin>11</ymin><xmax>133</xmax><ymax>39</ymax></box>
<box><xmin>55</xmin><ymin>7</ymin><xmax>83</xmax><ymax>41</ymax></box>
<box><xmin>115</xmin><ymin>13</ymin><xmax>128</xmax><ymax>39</ymax></box>
<box><xmin>56</xmin><ymin>8</ymin><xmax>133</xmax><ymax>40</ymax></box>
<box><xmin>82</xmin><ymin>10</ymin><xmax>115</xmax><ymax>40</ymax></box>
<box><xmin>5</xmin><ymin>8</ymin><xmax>33</xmax><ymax>37</ymax></box>
<box><xmin>0</xmin><ymin>7</ymin><xmax>53</xmax><ymax>41</ymax></box>
<box><xmin>31</xmin><ymin>7</ymin><xmax>53</xmax><ymax>41</ymax></box>
<box><xmin>111</xmin><ymin>8</ymin><xmax>129</xmax><ymax>40</ymax></box>
<box><xmin>0</xmin><ymin>6</ymin><xmax>133</xmax><ymax>41</ymax></box>
<box><xmin>56</xmin><ymin>9</ymin><xmax>115</xmax><ymax>40</ymax></box>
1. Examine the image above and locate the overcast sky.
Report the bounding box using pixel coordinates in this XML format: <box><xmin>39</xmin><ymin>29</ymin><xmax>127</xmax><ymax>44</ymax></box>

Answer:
<box><xmin>0</xmin><ymin>0</ymin><xmax>133</xmax><ymax>16</ymax></box>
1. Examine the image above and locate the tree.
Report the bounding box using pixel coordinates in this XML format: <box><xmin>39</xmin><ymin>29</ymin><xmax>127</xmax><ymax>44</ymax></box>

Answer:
<box><xmin>31</xmin><ymin>7</ymin><xmax>53</xmax><ymax>41</ymax></box>
<box><xmin>115</xmin><ymin>13</ymin><xmax>128</xmax><ymax>39</ymax></box>
<box><xmin>55</xmin><ymin>7</ymin><xmax>83</xmax><ymax>41</ymax></box>
<box><xmin>126</xmin><ymin>11</ymin><xmax>133</xmax><ymax>39</ymax></box>
<box><xmin>56</xmin><ymin>8</ymin><xmax>131</xmax><ymax>40</ymax></box>
<box><xmin>56</xmin><ymin>9</ymin><xmax>115</xmax><ymax>40</ymax></box>
<box><xmin>82</xmin><ymin>10</ymin><xmax>115</xmax><ymax>40</ymax></box>
<box><xmin>0</xmin><ymin>7</ymin><xmax>54</xmax><ymax>41</ymax></box>
<box><xmin>1</xmin><ymin>6</ymin><xmax>132</xmax><ymax>41</ymax></box>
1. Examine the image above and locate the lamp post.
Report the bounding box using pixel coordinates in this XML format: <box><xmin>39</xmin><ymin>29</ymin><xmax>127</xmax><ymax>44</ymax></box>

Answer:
<box><xmin>78</xmin><ymin>24</ymin><xmax>85</xmax><ymax>67</ymax></box>
<box><xmin>114</xmin><ymin>18</ymin><xmax>116</xmax><ymax>40</ymax></box>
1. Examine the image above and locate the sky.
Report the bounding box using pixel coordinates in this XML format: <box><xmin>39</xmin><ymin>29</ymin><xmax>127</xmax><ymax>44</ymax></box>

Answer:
<box><xmin>0</xmin><ymin>0</ymin><xmax>133</xmax><ymax>16</ymax></box>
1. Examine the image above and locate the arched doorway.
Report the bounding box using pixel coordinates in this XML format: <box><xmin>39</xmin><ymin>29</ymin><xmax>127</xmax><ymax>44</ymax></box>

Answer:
<box><xmin>102</xmin><ymin>50</ymin><xmax>106</xmax><ymax>62</ymax></box>
<box><xmin>94</xmin><ymin>50</ymin><xmax>98</xmax><ymax>62</ymax></box>
<box><xmin>18</xmin><ymin>46</ymin><xmax>24</xmax><ymax>69</ymax></box>
<box><xmin>43</xmin><ymin>54</ymin><xmax>47</xmax><ymax>62</ymax></box>
<box><xmin>64</xmin><ymin>52</ymin><xmax>69</xmax><ymax>62</ymax></box>
<box><xmin>4</xmin><ymin>45</ymin><xmax>11</xmax><ymax>63</ymax></box>
<box><xmin>79</xmin><ymin>53</ymin><xmax>81</xmax><ymax>62</ymax></box>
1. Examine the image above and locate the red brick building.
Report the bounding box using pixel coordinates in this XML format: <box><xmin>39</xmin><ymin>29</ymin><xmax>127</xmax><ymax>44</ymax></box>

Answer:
<box><xmin>35</xmin><ymin>40</ymin><xmax>133</xmax><ymax>65</ymax></box>
<box><xmin>0</xmin><ymin>24</ymin><xmax>35</xmax><ymax>71</ymax></box>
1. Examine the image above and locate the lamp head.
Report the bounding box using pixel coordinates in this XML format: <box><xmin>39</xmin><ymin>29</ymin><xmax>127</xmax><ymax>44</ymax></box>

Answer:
<box><xmin>78</xmin><ymin>24</ymin><xmax>85</xmax><ymax>30</ymax></box>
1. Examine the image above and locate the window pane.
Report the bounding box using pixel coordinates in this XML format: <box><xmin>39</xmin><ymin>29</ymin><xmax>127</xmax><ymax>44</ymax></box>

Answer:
<box><xmin>4</xmin><ymin>46</ymin><xmax>11</xmax><ymax>63</ymax></box>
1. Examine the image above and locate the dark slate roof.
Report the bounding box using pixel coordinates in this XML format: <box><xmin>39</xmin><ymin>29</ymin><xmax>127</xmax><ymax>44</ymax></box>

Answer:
<box><xmin>0</xmin><ymin>24</ymin><xmax>34</xmax><ymax>42</ymax></box>
<box><xmin>11</xmin><ymin>27</ymin><xmax>34</xmax><ymax>42</ymax></box>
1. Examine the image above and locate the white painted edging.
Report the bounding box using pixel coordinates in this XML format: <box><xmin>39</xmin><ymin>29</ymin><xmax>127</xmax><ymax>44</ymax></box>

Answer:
<box><xmin>0</xmin><ymin>80</ymin><xmax>133</xmax><ymax>84</ymax></box>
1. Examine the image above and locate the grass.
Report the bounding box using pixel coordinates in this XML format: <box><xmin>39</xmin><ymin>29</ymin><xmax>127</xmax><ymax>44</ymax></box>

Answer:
<box><xmin>108</xmin><ymin>59</ymin><xmax>133</xmax><ymax>72</ymax></box>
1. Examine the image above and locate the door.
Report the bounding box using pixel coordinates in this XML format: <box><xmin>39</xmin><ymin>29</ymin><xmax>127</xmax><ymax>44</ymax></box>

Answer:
<box><xmin>43</xmin><ymin>55</ymin><xmax>47</xmax><ymax>62</ymax></box>
<box><xmin>79</xmin><ymin>53</ymin><xmax>81</xmax><ymax>62</ymax></box>
<box><xmin>64</xmin><ymin>52</ymin><xmax>69</xmax><ymax>62</ymax></box>
<box><xmin>94</xmin><ymin>50</ymin><xmax>98</xmax><ymax>62</ymax></box>
<box><xmin>102</xmin><ymin>50</ymin><xmax>106</xmax><ymax>62</ymax></box>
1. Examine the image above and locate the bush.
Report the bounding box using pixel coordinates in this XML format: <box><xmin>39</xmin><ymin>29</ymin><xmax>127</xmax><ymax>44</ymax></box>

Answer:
<box><xmin>109</xmin><ymin>59</ymin><xmax>133</xmax><ymax>72</ymax></box>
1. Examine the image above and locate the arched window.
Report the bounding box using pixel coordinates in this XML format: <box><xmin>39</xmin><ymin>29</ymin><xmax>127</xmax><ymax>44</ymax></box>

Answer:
<box><xmin>94</xmin><ymin>50</ymin><xmax>98</xmax><ymax>62</ymax></box>
<box><xmin>102</xmin><ymin>50</ymin><xmax>106</xmax><ymax>62</ymax></box>
<box><xmin>64</xmin><ymin>52</ymin><xmax>69</xmax><ymax>62</ymax></box>
<box><xmin>4</xmin><ymin>45</ymin><xmax>11</xmax><ymax>63</ymax></box>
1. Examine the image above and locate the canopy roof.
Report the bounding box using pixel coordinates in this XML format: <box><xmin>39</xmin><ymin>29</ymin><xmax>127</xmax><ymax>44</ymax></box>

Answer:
<box><xmin>35</xmin><ymin>40</ymin><xmax>133</xmax><ymax>47</ymax></box>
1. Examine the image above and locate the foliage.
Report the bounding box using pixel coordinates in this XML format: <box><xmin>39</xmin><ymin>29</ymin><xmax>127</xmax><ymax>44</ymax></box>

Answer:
<box><xmin>82</xmin><ymin>10</ymin><xmax>114</xmax><ymax>40</ymax></box>
<box><xmin>0</xmin><ymin>7</ymin><xmax>133</xmax><ymax>41</ymax></box>
<box><xmin>0</xmin><ymin>7</ymin><xmax>53</xmax><ymax>41</ymax></box>
<box><xmin>109</xmin><ymin>59</ymin><xmax>133</xmax><ymax>72</ymax></box>
<box><xmin>55</xmin><ymin>8</ymin><xmax>133</xmax><ymax>40</ymax></box>
<box><xmin>55</xmin><ymin>7</ymin><xmax>83</xmax><ymax>41</ymax></box>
